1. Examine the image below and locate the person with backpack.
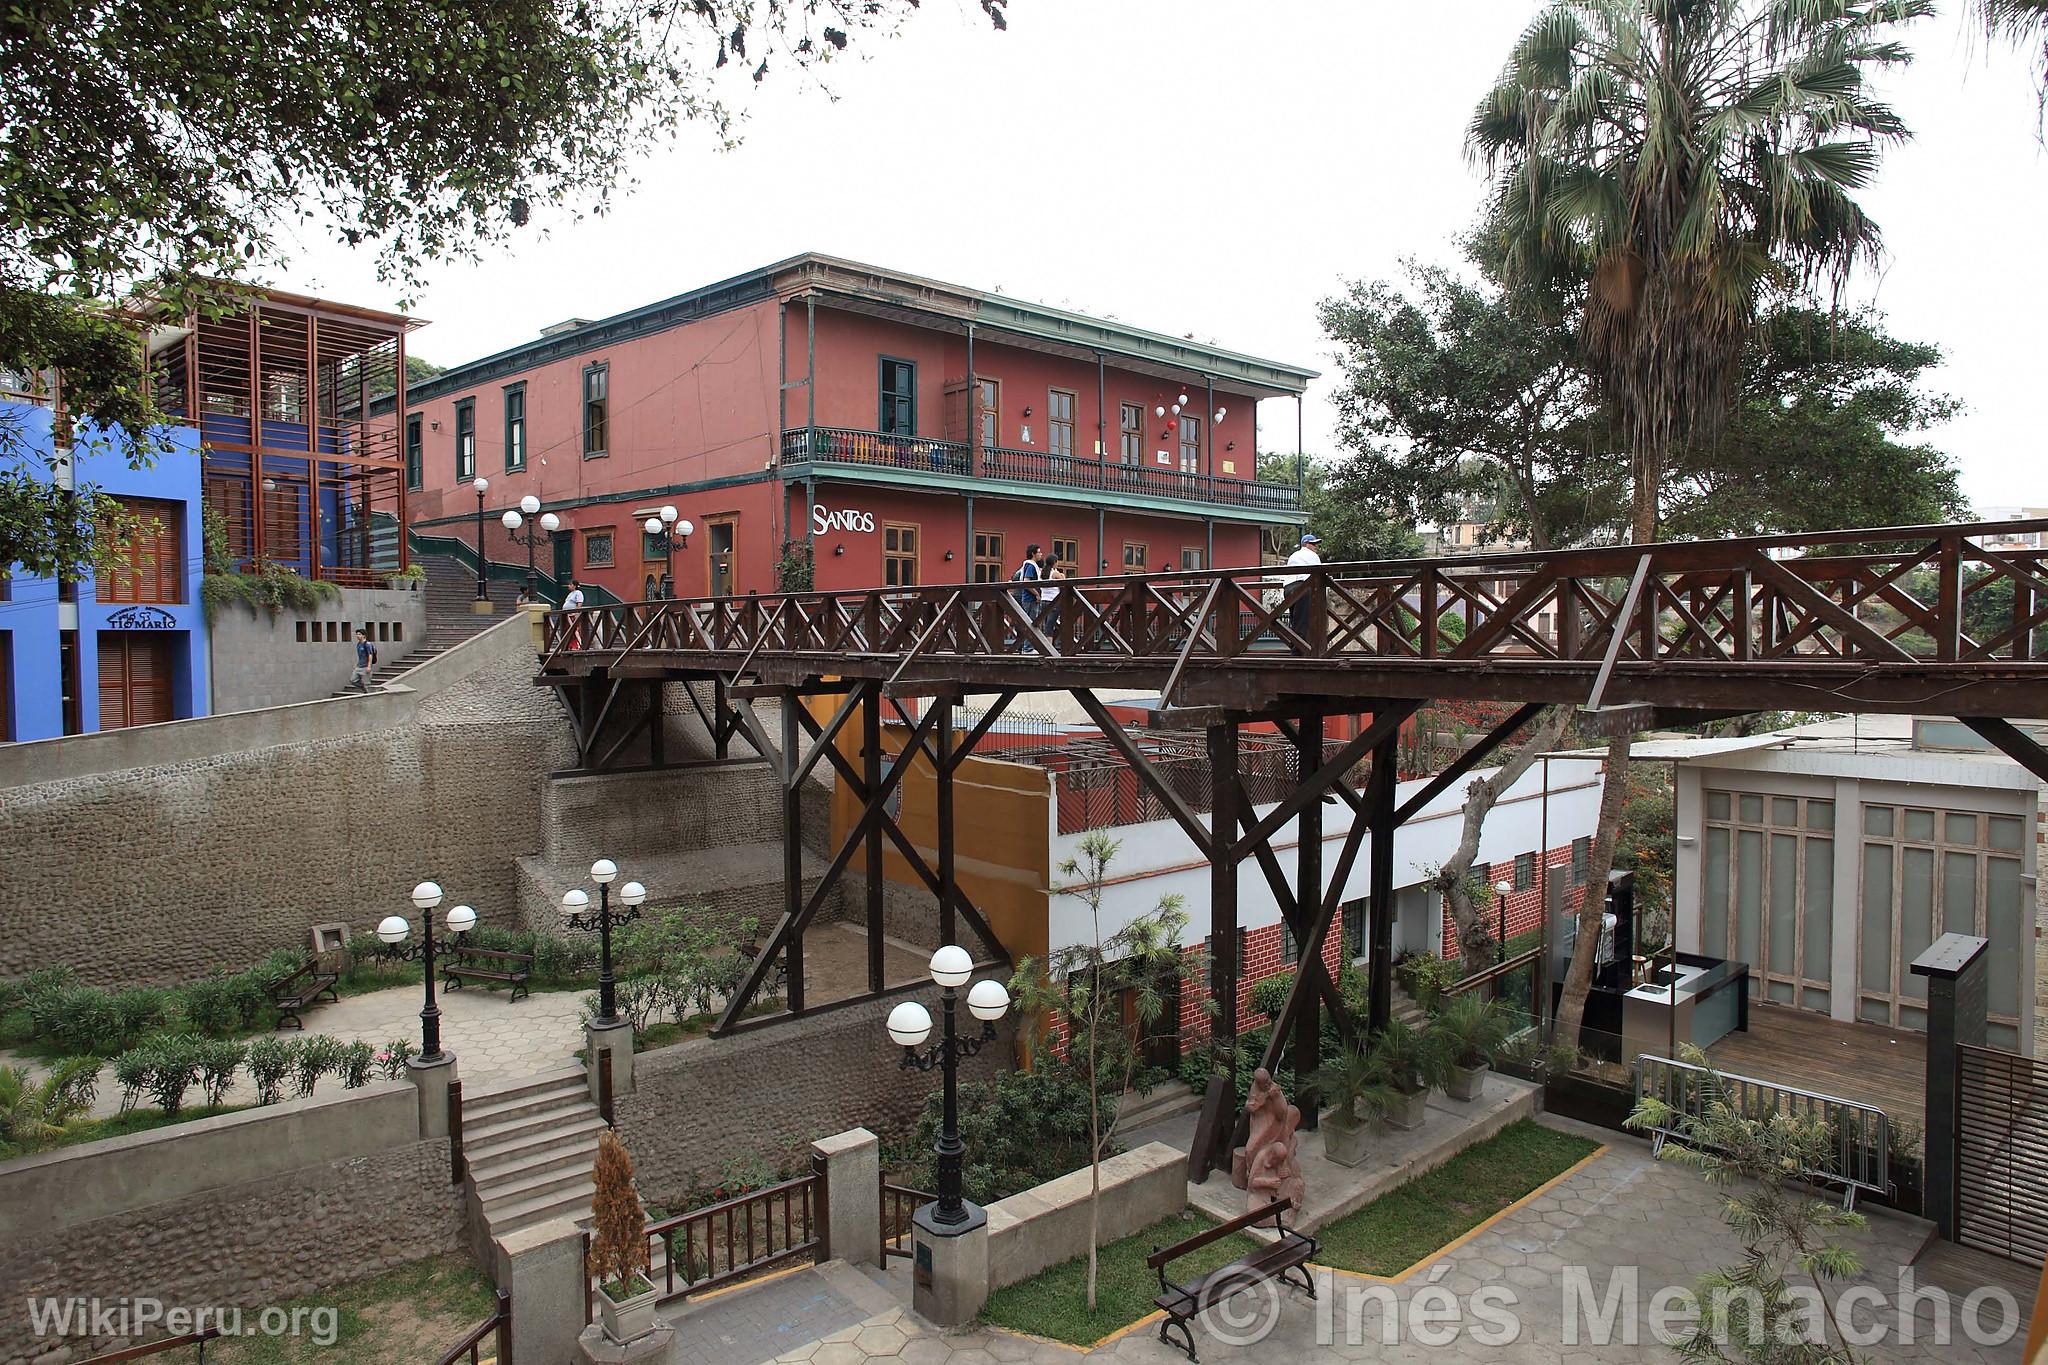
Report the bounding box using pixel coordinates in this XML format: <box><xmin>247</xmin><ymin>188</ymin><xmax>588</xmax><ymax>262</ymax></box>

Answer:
<box><xmin>1009</xmin><ymin>543</ymin><xmax>1042</xmax><ymax>649</ymax></box>
<box><xmin>349</xmin><ymin>628</ymin><xmax>378</xmax><ymax>692</ymax></box>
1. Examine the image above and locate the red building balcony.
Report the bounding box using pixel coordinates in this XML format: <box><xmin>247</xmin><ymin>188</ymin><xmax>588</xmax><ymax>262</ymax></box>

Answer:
<box><xmin>779</xmin><ymin>426</ymin><xmax>1302</xmax><ymax>514</ymax></box>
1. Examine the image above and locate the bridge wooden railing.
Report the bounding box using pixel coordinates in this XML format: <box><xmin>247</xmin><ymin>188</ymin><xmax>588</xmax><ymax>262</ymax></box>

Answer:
<box><xmin>539</xmin><ymin>519</ymin><xmax>2048</xmax><ymax>704</ymax></box>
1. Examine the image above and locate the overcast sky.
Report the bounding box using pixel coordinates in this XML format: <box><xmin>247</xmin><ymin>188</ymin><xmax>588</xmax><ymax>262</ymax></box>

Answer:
<box><xmin>279</xmin><ymin>0</ymin><xmax>2048</xmax><ymax>513</ymax></box>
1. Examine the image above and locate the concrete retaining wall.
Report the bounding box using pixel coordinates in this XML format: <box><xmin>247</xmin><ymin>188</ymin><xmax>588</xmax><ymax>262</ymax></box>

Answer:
<box><xmin>0</xmin><ymin>615</ymin><xmax>573</xmax><ymax>985</ymax></box>
<box><xmin>985</xmin><ymin>1141</ymin><xmax>1187</xmax><ymax>1291</ymax></box>
<box><xmin>209</xmin><ymin>585</ymin><xmax>428</xmax><ymax>714</ymax></box>
<box><xmin>615</xmin><ymin>983</ymin><xmax>1015</xmax><ymax>1208</ymax></box>
<box><xmin>0</xmin><ymin>1085</ymin><xmax>462</xmax><ymax>1363</ymax></box>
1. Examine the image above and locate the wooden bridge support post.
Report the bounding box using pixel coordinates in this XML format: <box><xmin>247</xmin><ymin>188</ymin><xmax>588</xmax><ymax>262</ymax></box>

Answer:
<box><xmin>1208</xmin><ymin>720</ymin><xmax>1241</xmax><ymax>1063</ymax></box>
<box><xmin>782</xmin><ymin>690</ymin><xmax>805</xmax><ymax>1013</ymax></box>
<box><xmin>863</xmin><ymin>681</ymin><xmax>885</xmax><ymax>992</ymax></box>
<box><xmin>1291</xmin><ymin>712</ymin><xmax>1324</xmax><ymax>1119</ymax></box>
<box><xmin>937</xmin><ymin>695</ymin><xmax>958</xmax><ymax>947</ymax></box>
<box><xmin>1366</xmin><ymin>726</ymin><xmax>1399</xmax><ymax>1034</ymax></box>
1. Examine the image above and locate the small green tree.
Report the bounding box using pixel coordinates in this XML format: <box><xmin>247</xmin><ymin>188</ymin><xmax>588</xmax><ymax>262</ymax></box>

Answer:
<box><xmin>0</xmin><ymin>1059</ymin><xmax>100</xmax><ymax>1156</ymax></box>
<box><xmin>1009</xmin><ymin>830</ymin><xmax>1209</xmax><ymax>1310</ymax></box>
<box><xmin>1627</xmin><ymin>1048</ymin><xmax>1868</xmax><ymax>1361</ymax></box>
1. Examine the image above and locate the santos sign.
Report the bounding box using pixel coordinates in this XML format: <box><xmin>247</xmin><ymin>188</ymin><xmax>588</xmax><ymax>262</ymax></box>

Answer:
<box><xmin>812</xmin><ymin>506</ymin><xmax>876</xmax><ymax>536</ymax></box>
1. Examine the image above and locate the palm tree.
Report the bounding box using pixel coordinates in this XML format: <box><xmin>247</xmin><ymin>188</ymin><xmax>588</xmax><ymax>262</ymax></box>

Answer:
<box><xmin>1467</xmin><ymin>0</ymin><xmax>1924</xmax><ymax>1050</ymax></box>
<box><xmin>1974</xmin><ymin>0</ymin><xmax>2048</xmax><ymax>124</ymax></box>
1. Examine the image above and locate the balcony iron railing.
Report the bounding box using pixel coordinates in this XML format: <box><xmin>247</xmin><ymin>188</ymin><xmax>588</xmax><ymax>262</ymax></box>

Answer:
<box><xmin>780</xmin><ymin>427</ymin><xmax>1301</xmax><ymax>513</ymax></box>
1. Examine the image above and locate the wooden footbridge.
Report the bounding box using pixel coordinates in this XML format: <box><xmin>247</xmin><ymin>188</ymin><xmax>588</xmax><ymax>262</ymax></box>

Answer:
<box><xmin>537</xmin><ymin>517</ymin><xmax>2048</xmax><ymax>1098</ymax></box>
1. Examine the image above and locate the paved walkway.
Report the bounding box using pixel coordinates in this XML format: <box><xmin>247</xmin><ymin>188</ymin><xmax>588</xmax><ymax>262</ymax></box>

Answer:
<box><xmin>670</xmin><ymin>1121</ymin><xmax>2029</xmax><ymax>1364</ymax></box>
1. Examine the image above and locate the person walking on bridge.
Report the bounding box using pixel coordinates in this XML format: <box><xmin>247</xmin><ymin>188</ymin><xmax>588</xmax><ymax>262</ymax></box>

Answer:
<box><xmin>1282</xmin><ymin>532</ymin><xmax>1321</xmax><ymax>638</ymax></box>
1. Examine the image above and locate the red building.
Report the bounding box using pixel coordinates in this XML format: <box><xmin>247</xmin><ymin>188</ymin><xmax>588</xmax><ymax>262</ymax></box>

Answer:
<box><xmin>404</xmin><ymin>255</ymin><xmax>1313</xmax><ymax>601</ymax></box>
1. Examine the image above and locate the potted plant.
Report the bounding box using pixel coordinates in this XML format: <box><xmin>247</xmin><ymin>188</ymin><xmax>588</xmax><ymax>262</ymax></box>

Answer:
<box><xmin>1366</xmin><ymin>1018</ymin><xmax>1447</xmax><ymax>1131</ymax></box>
<box><xmin>588</xmin><ymin>1129</ymin><xmax>659</xmax><ymax>1344</ymax></box>
<box><xmin>1432</xmin><ymin>992</ymin><xmax>1512</xmax><ymax>1101</ymax></box>
<box><xmin>1309</xmin><ymin>1045</ymin><xmax>1398</xmax><ymax>1167</ymax></box>
<box><xmin>390</xmin><ymin>564</ymin><xmax>427</xmax><ymax>592</ymax></box>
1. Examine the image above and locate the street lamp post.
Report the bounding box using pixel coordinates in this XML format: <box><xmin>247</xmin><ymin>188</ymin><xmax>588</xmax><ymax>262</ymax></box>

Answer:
<box><xmin>376</xmin><ymin>881</ymin><xmax>477</xmax><ymax>1064</ymax></box>
<box><xmin>562</xmin><ymin>858</ymin><xmax>645</xmax><ymax>1024</ymax></box>
<box><xmin>886</xmin><ymin>945</ymin><xmax>1009</xmax><ymax>1226</ymax></box>
<box><xmin>502</xmin><ymin>495</ymin><xmax>560</xmax><ymax>601</ymax></box>
<box><xmin>1493</xmin><ymin>879</ymin><xmax>1513</xmax><ymax>961</ymax></box>
<box><xmin>471</xmin><ymin>476</ymin><xmax>491</xmax><ymax>603</ymax></box>
<box><xmin>640</xmin><ymin>506</ymin><xmax>692</xmax><ymax>599</ymax></box>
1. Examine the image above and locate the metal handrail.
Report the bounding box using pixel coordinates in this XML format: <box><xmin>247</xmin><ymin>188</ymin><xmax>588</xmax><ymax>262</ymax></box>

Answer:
<box><xmin>79</xmin><ymin>1330</ymin><xmax>221</xmax><ymax>1363</ymax></box>
<box><xmin>1634</xmin><ymin>1052</ymin><xmax>1891</xmax><ymax>1210</ymax></box>
<box><xmin>642</xmin><ymin>1162</ymin><xmax>823</xmax><ymax>1299</ymax></box>
<box><xmin>434</xmin><ymin>1288</ymin><xmax>511</xmax><ymax>1365</ymax></box>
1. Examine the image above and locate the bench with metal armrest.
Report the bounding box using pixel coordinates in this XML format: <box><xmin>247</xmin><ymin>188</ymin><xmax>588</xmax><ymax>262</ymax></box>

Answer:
<box><xmin>440</xmin><ymin>946</ymin><xmax>533</xmax><ymax>1003</ymax></box>
<box><xmin>1146</xmin><ymin>1198</ymin><xmax>1316</xmax><ymax>1363</ymax></box>
<box><xmin>268</xmin><ymin>959</ymin><xmax>340</xmax><ymax>1031</ymax></box>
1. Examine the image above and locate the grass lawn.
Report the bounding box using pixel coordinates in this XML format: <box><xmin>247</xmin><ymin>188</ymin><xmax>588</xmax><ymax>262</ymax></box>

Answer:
<box><xmin>207</xmin><ymin>1254</ymin><xmax>500</xmax><ymax>1365</ymax></box>
<box><xmin>1314</xmin><ymin>1119</ymin><xmax>1598</xmax><ymax>1276</ymax></box>
<box><xmin>981</xmin><ymin>1209</ymin><xmax>1260</xmax><ymax>1347</ymax></box>
<box><xmin>52</xmin><ymin>1103</ymin><xmax>256</xmax><ymax>1149</ymax></box>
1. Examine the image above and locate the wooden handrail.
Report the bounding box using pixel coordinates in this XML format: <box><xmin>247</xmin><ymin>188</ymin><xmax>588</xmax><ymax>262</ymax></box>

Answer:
<box><xmin>79</xmin><ymin>1330</ymin><xmax>220</xmax><ymax>1364</ymax></box>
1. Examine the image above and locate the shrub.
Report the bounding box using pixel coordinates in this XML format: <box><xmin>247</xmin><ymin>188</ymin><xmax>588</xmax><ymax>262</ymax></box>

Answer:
<box><xmin>111</xmin><ymin>988</ymin><xmax>170</xmax><ymax>1044</ymax></box>
<box><xmin>197</xmin><ymin>1039</ymin><xmax>246</xmax><ymax>1107</ymax></box>
<box><xmin>0</xmin><ymin>1060</ymin><xmax>100</xmax><ymax>1156</ymax></box>
<box><xmin>135</xmin><ymin>1036</ymin><xmax>202</xmax><ymax>1115</ymax></box>
<box><xmin>179</xmin><ymin>975</ymin><xmax>243</xmax><ymax>1036</ymax></box>
<box><xmin>247</xmin><ymin>1036</ymin><xmax>295</xmax><ymax>1105</ymax></box>
<box><xmin>113</xmin><ymin>1048</ymin><xmax>154</xmax><ymax>1113</ymax></box>
<box><xmin>49</xmin><ymin>986</ymin><xmax>124</xmax><ymax>1056</ymax></box>
<box><xmin>912</xmin><ymin>1066</ymin><xmax>1100</xmax><ymax>1205</ymax></box>
<box><xmin>1249</xmin><ymin>970</ymin><xmax>1293</xmax><ymax>1023</ymax></box>
<box><xmin>338</xmin><ymin>1040</ymin><xmax>376</xmax><ymax>1089</ymax></box>
<box><xmin>1394</xmin><ymin>952</ymin><xmax>1459</xmax><ymax>1011</ymax></box>
<box><xmin>292</xmin><ymin>1036</ymin><xmax>344</xmax><ymax>1097</ymax></box>
<box><xmin>375</xmin><ymin>1038</ymin><xmax>418</xmax><ymax>1079</ymax></box>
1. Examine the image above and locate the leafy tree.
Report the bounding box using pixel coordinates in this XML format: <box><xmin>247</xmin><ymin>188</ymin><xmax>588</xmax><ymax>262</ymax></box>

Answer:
<box><xmin>1663</xmin><ymin>308</ymin><xmax>1965</xmax><ymax>539</ymax></box>
<box><xmin>1426</xmin><ymin>705</ymin><xmax>1573</xmax><ymax>969</ymax></box>
<box><xmin>1627</xmin><ymin>1049</ymin><xmax>1869</xmax><ymax>1361</ymax></box>
<box><xmin>1</xmin><ymin>0</ymin><xmax>1008</xmax><ymax>574</ymax></box>
<box><xmin>1256</xmin><ymin>452</ymin><xmax>1423</xmax><ymax>562</ymax></box>
<box><xmin>1318</xmin><ymin>254</ymin><xmax>1611</xmax><ymax>553</ymax></box>
<box><xmin>1469</xmin><ymin>0</ymin><xmax>1924</xmax><ymax>1053</ymax></box>
<box><xmin>1008</xmin><ymin>831</ymin><xmax>1209</xmax><ymax>1309</ymax></box>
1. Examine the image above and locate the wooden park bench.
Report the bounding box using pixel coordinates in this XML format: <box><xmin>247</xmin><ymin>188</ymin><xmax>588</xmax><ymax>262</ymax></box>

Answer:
<box><xmin>269</xmin><ymin>959</ymin><xmax>339</xmax><ymax>1031</ymax></box>
<box><xmin>441</xmin><ymin>946</ymin><xmax>533</xmax><ymax>1003</ymax></box>
<box><xmin>1147</xmin><ymin>1198</ymin><xmax>1317</xmax><ymax>1362</ymax></box>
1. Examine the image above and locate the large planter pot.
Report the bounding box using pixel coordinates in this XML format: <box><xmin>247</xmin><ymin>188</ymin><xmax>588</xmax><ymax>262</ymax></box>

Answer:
<box><xmin>597</xmin><ymin>1276</ymin><xmax>661</xmax><ymax>1345</ymax></box>
<box><xmin>1320</xmin><ymin>1112</ymin><xmax>1372</xmax><ymax>1167</ymax></box>
<box><xmin>1380</xmin><ymin>1086</ymin><xmax>1429</xmax><ymax>1131</ymax></box>
<box><xmin>1446</xmin><ymin>1061</ymin><xmax>1489</xmax><ymax>1102</ymax></box>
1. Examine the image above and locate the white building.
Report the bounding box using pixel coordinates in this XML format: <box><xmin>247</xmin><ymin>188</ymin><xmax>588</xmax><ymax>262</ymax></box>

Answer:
<box><xmin>1665</xmin><ymin>717</ymin><xmax>2044</xmax><ymax>1056</ymax></box>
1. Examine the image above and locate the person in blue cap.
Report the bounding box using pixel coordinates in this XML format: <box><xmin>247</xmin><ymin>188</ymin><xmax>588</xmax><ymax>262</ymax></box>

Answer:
<box><xmin>1282</xmin><ymin>532</ymin><xmax>1322</xmax><ymax>636</ymax></box>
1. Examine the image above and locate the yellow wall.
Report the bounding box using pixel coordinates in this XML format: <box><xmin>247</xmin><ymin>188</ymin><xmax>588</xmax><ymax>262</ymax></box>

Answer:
<box><xmin>819</xmin><ymin>697</ymin><xmax>1051</xmax><ymax>964</ymax></box>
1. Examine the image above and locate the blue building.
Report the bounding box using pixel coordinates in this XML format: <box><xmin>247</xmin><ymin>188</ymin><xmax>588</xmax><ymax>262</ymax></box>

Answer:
<box><xmin>1</xmin><ymin>396</ymin><xmax>209</xmax><ymax>740</ymax></box>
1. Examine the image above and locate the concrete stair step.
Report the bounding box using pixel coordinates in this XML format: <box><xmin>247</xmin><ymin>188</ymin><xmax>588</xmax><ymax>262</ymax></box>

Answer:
<box><xmin>461</xmin><ymin>1072</ymin><xmax>589</xmax><ymax>1127</ymax></box>
<box><xmin>468</xmin><ymin>1113</ymin><xmax>608</xmax><ymax>1168</ymax></box>
<box><xmin>465</xmin><ymin>1064</ymin><xmax>588</xmax><ymax>1104</ymax></box>
<box><xmin>466</xmin><ymin>1106</ymin><xmax>606</xmax><ymax>1155</ymax></box>
<box><xmin>484</xmin><ymin>1183</ymin><xmax>596</xmax><ymax>1238</ymax></box>
<box><xmin>470</xmin><ymin>1134</ymin><xmax>603</xmax><ymax>1189</ymax></box>
<box><xmin>481</xmin><ymin>1167</ymin><xmax>596</xmax><ymax>1217</ymax></box>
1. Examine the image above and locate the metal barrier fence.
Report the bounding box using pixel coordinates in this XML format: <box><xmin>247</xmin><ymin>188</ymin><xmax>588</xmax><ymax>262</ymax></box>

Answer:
<box><xmin>1634</xmin><ymin>1052</ymin><xmax>1891</xmax><ymax>1210</ymax></box>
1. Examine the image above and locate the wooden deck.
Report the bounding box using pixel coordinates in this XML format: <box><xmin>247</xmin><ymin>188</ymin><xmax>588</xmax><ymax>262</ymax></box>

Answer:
<box><xmin>1706</xmin><ymin>1002</ymin><xmax>1928</xmax><ymax>1131</ymax></box>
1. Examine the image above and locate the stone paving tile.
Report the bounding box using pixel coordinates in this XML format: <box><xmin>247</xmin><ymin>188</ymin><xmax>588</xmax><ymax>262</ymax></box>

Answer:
<box><xmin>668</xmin><ymin>1136</ymin><xmax>2033</xmax><ymax>1364</ymax></box>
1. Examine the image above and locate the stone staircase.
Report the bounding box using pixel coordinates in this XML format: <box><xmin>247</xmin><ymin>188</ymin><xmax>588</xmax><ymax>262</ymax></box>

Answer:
<box><xmin>462</xmin><ymin>1066</ymin><xmax>608</xmax><ymax>1243</ymax></box>
<box><xmin>332</xmin><ymin>554</ymin><xmax>521</xmax><ymax>696</ymax></box>
<box><xmin>1392</xmin><ymin>984</ymin><xmax>1428</xmax><ymax>1030</ymax></box>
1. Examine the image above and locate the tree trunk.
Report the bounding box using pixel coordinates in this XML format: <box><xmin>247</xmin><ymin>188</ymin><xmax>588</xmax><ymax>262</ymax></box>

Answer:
<box><xmin>1553</xmin><ymin>733</ymin><xmax>1632</xmax><ymax>1052</ymax></box>
<box><xmin>1085</xmin><ymin>1028</ymin><xmax>1100</xmax><ymax>1309</ymax></box>
<box><xmin>1433</xmin><ymin>706</ymin><xmax>1572</xmax><ymax>966</ymax></box>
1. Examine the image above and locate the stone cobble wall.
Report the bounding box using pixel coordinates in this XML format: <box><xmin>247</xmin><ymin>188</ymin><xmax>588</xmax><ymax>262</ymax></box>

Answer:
<box><xmin>616</xmin><ymin>984</ymin><xmax>1014</xmax><ymax>1205</ymax></box>
<box><xmin>0</xmin><ymin>648</ymin><xmax>574</xmax><ymax>986</ymax></box>
<box><xmin>0</xmin><ymin>1139</ymin><xmax>462</xmax><ymax>1364</ymax></box>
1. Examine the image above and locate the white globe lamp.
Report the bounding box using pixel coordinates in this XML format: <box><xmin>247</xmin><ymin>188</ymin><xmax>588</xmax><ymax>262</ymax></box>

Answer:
<box><xmin>887</xmin><ymin>1001</ymin><xmax>934</xmax><ymax>1047</ymax></box>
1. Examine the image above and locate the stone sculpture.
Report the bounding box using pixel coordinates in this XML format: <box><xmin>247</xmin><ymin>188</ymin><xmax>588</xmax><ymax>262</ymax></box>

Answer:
<box><xmin>1230</xmin><ymin>1066</ymin><xmax>1304</xmax><ymax>1224</ymax></box>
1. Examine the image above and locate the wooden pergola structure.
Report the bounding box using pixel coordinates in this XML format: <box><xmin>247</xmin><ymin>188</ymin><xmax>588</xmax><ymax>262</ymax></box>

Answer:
<box><xmin>536</xmin><ymin>516</ymin><xmax>2048</xmax><ymax>1144</ymax></box>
